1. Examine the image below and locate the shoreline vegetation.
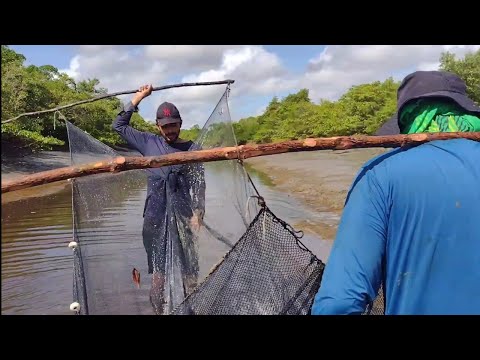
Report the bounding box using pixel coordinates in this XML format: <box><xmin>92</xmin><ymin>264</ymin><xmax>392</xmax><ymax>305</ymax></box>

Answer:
<box><xmin>2</xmin><ymin>46</ymin><xmax>479</xmax><ymax>156</ymax></box>
<box><xmin>2</xmin><ymin>46</ymin><xmax>479</xmax><ymax>240</ymax></box>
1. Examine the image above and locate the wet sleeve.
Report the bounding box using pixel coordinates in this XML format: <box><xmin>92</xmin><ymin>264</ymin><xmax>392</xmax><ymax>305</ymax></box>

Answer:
<box><xmin>310</xmin><ymin>170</ymin><xmax>387</xmax><ymax>315</ymax></box>
<box><xmin>112</xmin><ymin>101</ymin><xmax>150</xmax><ymax>155</ymax></box>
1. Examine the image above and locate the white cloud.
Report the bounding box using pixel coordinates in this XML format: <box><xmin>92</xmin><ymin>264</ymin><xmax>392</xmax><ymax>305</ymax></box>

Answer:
<box><xmin>61</xmin><ymin>55</ymin><xmax>80</xmax><ymax>79</ymax></box>
<box><xmin>301</xmin><ymin>45</ymin><xmax>480</xmax><ymax>102</ymax></box>
<box><xmin>59</xmin><ymin>45</ymin><xmax>479</xmax><ymax>130</ymax></box>
<box><xmin>137</xmin><ymin>46</ymin><xmax>292</xmax><ymax>128</ymax></box>
<box><xmin>59</xmin><ymin>46</ymin><xmax>169</xmax><ymax>93</ymax></box>
<box><xmin>144</xmin><ymin>45</ymin><xmax>242</xmax><ymax>72</ymax></box>
<box><xmin>59</xmin><ymin>45</ymin><xmax>294</xmax><ymax>128</ymax></box>
<box><xmin>417</xmin><ymin>61</ymin><xmax>441</xmax><ymax>71</ymax></box>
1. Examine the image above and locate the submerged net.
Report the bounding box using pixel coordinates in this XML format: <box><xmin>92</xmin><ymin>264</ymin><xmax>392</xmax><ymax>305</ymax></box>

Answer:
<box><xmin>66</xmin><ymin>84</ymin><xmax>382</xmax><ymax>315</ymax></box>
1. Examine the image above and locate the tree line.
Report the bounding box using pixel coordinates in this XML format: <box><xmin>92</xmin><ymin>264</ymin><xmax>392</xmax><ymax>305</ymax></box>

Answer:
<box><xmin>2</xmin><ymin>45</ymin><xmax>479</xmax><ymax>154</ymax></box>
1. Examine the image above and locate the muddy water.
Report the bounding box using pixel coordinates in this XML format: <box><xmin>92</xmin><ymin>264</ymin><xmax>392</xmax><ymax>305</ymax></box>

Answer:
<box><xmin>1</xmin><ymin>148</ymin><xmax>387</xmax><ymax>315</ymax></box>
<box><xmin>245</xmin><ymin>148</ymin><xmax>389</xmax><ymax>240</ymax></box>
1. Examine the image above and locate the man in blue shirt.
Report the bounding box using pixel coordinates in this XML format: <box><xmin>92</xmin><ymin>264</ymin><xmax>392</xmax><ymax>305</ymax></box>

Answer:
<box><xmin>113</xmin><ymin>84</ymin><xmax>205</xmax><ymax>314</ymax></box>
<box><xmin>311</xmin><ymin>71</ymin><xmax>480</xmax><ymax>315</ymax></box>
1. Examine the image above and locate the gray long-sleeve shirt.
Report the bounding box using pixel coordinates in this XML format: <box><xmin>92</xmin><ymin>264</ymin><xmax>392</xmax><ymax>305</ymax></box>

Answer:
<box><xmin>112</xmin><ymin>102</ymin><xmax>205</xmax><ymax>220</ymax></box>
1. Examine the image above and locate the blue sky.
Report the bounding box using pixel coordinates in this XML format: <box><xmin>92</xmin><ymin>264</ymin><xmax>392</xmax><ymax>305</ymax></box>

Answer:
<box><xmin>11</xmin><ymin>45</ymin><xmax>324</xmax><ymax>76</ymax></box>
<box><xmin>9</xmin><ymin>45</ymin><xmax>479</xmax><ymax>129</ymax></box>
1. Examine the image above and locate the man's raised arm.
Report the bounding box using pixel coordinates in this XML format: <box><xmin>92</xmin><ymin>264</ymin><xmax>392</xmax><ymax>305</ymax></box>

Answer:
<box><xmin>112</xmin><ymin>85</ymin><xmax>153</xmax><ymax>155</ymax></box>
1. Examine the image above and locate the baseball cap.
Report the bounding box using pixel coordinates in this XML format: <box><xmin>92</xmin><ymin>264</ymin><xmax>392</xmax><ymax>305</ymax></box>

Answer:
<box><xmin>156</xmin><ymin>102</ymin><xmax>182</xmax><ymax>126</ymax></box>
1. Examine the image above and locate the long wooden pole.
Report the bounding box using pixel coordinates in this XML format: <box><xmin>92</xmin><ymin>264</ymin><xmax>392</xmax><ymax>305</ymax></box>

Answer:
<box><xmin>2</xmin><ymin>132</ymin><xmax>479</xmax><ymax>194</ymax></box>
<box><xmin>1</xmin><ymin>80</ymin><xmax>235</xmax><ymax>124</ymax></box>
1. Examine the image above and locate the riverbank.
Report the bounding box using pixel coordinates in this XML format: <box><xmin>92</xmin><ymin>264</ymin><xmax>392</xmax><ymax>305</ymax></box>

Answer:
<box><xmin>2</xmin><ymin>149</ymin><xmax>337</xmax><ymax>315</ymax></box>
<box><xmin>2</xmin><ymin>148</ymin><xmax>385</xmax><ymax>315</ymax></box>
<box><xmin>2</xmin><ymin>147</ymin><xmax>389</xmax><ymax>240</ymax></box>
<box><xmin>245</xmin><ymin>148</ymin><xmax>388</xmax><ymax>241</ymax></box>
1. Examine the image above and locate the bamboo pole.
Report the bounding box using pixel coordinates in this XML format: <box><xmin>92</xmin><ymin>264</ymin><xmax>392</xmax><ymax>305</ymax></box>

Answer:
<box><xmin>2</xmin><ymin>132</ymin><xmax>479</xmax><ymax>194</ymax></box>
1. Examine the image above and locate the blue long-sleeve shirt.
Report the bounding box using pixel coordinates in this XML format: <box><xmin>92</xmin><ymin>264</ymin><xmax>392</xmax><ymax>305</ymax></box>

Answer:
<box><xmin>112</xmin><ymin>102</ymin><xmax>205</xmax><ymax>220</ymax></box>
<box><xmin>311</xmin><ymin>139</ymin><xmax>480</xmax><ymax>315</ymax></box>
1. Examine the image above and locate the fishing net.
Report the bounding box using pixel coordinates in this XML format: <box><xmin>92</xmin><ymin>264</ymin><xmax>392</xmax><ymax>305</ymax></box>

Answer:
<box><xmin>65</xmin><ymin>84</ymin><xmax>382</xmax><ymax>315</ymax></box>
<box><xmin>67</xmin><ymin>123</ymin><xmax>152</xmax><ymax>314</ymax></box>
<box><xmin>363</xmin><ymin>285</ymin><xmax>385</xmax><ymax>315</ymax></box>
<box><xmin>171</xmin><ymin>206</ymin><xmax>325</xmax><ymax>315</ymax></box>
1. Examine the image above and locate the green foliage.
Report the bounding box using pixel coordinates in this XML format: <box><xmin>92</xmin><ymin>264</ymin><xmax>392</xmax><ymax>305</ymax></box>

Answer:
<box><xmin>233</xmin><ymin>117</ymin><xmax>260</xmax><ymax>144</ymax></box>
<box><xmin>180</xmin><ymin>124</ymin><xmax>201</xmax><ymax>142</ymax></box>
<box><xmin>337</xmin><ymin>77</ymin><xmax>399</xmax><ymax>135</ymax></box>
<box><xmin>439</xmin><ymin>49</ymin><xmax>480</xmax><ymax>105</ymax></box>
<box><xmin>231</xmin><ymin>49</ymin><xmax>479</xmax><ymax>144</ymax></box>
<box><xmin>1</xmin><ymin>122</ymin><xmax>64</xmax><ymax>151</ymax></box>
<box><xmin>1</xmin><ymin>46</ymin><xmax>156</xmax><ymax>152</ymax></box>
<box><xmin>197</xmin><ymin>122</ymin><xmax>235</xmax><ymax>148</ymax></box>
<box><xmin>1</xmin><ymin>45</ymin><xmax>26</xmax><ymax>65</ymax></box>
<box><xmin>232</xmin><ymin>81</ymin><xmax>399</xmax><ymax>144</ymax></box>
<box><xmin>2</xmin><ymin>46</ymin><xmax>479</xmax><ymax>153</ymax></box>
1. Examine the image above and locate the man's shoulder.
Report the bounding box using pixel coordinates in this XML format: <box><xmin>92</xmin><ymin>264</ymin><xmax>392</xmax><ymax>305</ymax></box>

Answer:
<box><xmin>427</xmin><ymin>138</ymin><xmax>480</xmax><ymax>153</ymax></box>
<box><xmin>141</xmin><ymin>133</ymin><xmax>169</xmax><ymax>152</ymax></box>
<box><xmin>358</xmin><ymin>139</ymin><xmax>478</xmax><ymax>171</ymax></box>
<box><xmin>348</xmin><ymin>139</ymin><xmax>479</xmax><ymax>193</ymax></box>
<box><xmin>345</xmin><ymin>143</ymin><xmax>441</xmax><ymax>204</ymax></box>
<box><xmin>350</xmin><ymin>147</ymin><xmax>406</xmax><ymax>183</ymax></box>
<box><xmin>359</xmin><ymin>148</ymin><xmax>404</xmax><ymax>170</ymax></box>
<box><xmin>344</xmin><ymin>148</ymin><xmax>402</xmax><ymax>204</ymax></box>
<box><xmin>374</xmin><ymin>139</ymin><xmax>479</xmax><ymax>170</ymax></box>
<box><xmin>344</xmin><ymin>139</ymin><xmax>480</xmax><ymax>207</ymax></box>
<box><xmin>143</xmin><ymin>132</ymin><xmax>161</xmax><ymax>143</ymax></box>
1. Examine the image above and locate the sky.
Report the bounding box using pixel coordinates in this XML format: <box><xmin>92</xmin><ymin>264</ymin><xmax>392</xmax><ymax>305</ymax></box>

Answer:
<box><xmin>9</xmin><ymin>45</ymin><xmax>480</xmax><ymax>130</ymax></box>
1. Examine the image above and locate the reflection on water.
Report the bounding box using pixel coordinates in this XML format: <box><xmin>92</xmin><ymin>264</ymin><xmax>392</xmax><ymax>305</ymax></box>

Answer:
<box><xmin>2</xmin><ymin>151</ymin><xmax>334</xmax><ymax>315</ymax></box>
<box><xmin>2</xmin><ymin>151</ymin><xmax>72</xmax><ymax>180</ymax></box>
<box><xmin>2</xmin><ymin>186</ymin><xmax>74</xmax><ymax>315</ymax></box>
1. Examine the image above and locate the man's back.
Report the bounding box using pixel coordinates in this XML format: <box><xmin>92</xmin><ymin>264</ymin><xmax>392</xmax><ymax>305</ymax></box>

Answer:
<box><xmin>383</xmin><ymin>139</ymin><xmax>479</xmax><ymax>314</ymax></box>
<box><xmin>311</xmin><ymin>139</ymin><xmax>480</xmax><ymax>315</ymax></box>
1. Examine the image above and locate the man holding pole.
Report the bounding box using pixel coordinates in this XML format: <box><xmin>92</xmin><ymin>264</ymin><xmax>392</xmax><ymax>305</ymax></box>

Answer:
<box><xmin>311</xmin><ymin>70</ymin><xmax>480</xmax><ymax>315</ymax></box>
<box><xmin>113</xmin><ymin>84</ymin><xmax>206</xmax><ymax>315</ymax></box>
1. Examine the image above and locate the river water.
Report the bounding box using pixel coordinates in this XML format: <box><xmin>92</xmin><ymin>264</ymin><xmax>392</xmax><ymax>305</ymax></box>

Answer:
<box><xmin>2</xmin><ymin>150</ymin><xmax>349</xmax><ymax>315</ymax></box>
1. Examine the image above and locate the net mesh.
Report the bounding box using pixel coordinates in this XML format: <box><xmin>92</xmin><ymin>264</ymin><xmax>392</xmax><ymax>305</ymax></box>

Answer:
<box><xmin>65</xmin><ymin>85</ymin><xmax>264</xmax><ymax>315</ymax></box>
<box><xmin>172</xmin><ymin>206</ymin><xmax>325</xmax><ymax>315</ymax></box>
<box><xmin>364</xmin><ymin>286</ymin><xmax>385</xmax><ymax>315</ymax></box>
<box><xmin>65</xmin><ymin>84</ymin><xmax>384</xmax><ymax>316</ymax></box>
<box><xmin>67</xmin><ymin>123</ymin><xmax>152</xmax><ymax>315</ymax></box>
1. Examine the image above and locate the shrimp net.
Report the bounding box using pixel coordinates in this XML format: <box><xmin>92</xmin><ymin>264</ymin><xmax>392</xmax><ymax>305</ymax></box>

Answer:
<box><xmin>66</xmin><ymin>84</ymin><xmax>383</xmax><ymax>315</ymax></box>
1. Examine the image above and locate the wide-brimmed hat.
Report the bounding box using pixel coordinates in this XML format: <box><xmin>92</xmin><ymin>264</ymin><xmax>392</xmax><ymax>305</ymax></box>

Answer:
<box><xmin>375</xmin><ymin>70</ymin><xmax>480</xmax><ymax>135</ymax></box>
